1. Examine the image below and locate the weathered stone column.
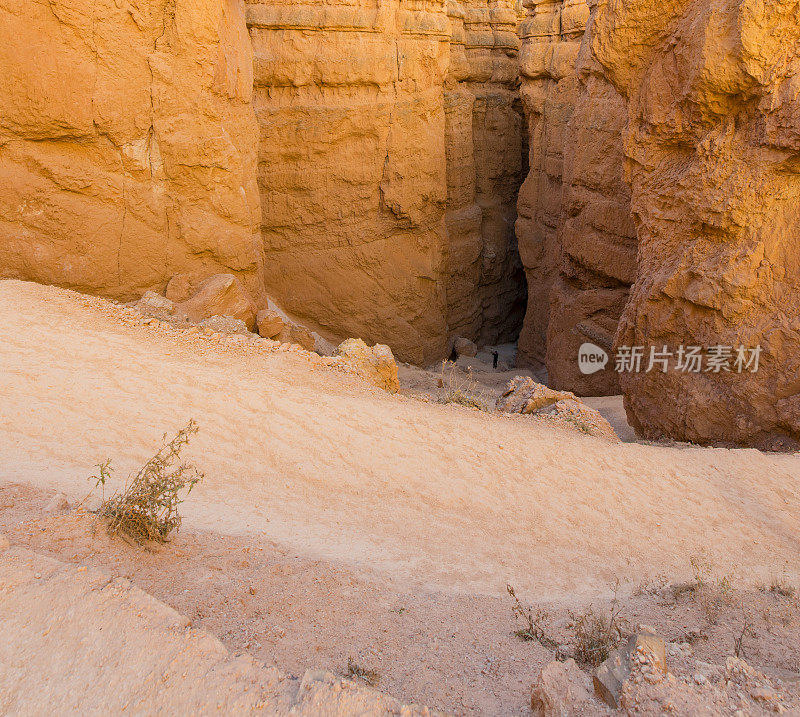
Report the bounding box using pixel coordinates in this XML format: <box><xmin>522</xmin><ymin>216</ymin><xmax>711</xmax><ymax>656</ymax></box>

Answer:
<box><xmin>592</xmin><ymin>0</ymin><xmax>800</xmax><ymax>448</ymax></box>
<box><xmin>247</xmin><ymin>0</ymin><xmax>452</xmax><ymax>364</ymax></box>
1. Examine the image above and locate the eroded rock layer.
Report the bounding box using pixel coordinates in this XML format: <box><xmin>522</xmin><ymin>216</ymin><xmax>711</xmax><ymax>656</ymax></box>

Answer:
<box><xmin>515</xmin><ymin>0</ymin><xmax>635</xmax><ymax>395</ymax></box>
<box><xmin>1</xmin><ymin>0</ymin><xmax>527</xmax><ymax>366</ymax></box>
<box><xmin>516</xmin><ymin>0</ymin><xmax>585</xmax><ymax>369</ymax></box>
<box><xmin>544</xmin><ymin>7</ymin><xmax>635</xmax><ymax>395</ymax></box>
<box><xmin>592</xmin><ymin>0</ymin><xmax>800</xmax><ymax>448</ymax></box>
<box><xmin>0</xmin><ymin>0</ymin><xmax>264</xmax><ymax>302</ymax></box>
<box><xmin>246</xmin><ymin>0</ymin><xmax>526</xmax><ymax>363</ymax></box>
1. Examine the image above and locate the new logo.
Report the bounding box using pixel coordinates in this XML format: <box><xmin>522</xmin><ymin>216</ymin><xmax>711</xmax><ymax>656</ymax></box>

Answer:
<box><xmin>578</xmin><ymin>343</ymin><xmax>609</xmax><ymax>375</ymax></box>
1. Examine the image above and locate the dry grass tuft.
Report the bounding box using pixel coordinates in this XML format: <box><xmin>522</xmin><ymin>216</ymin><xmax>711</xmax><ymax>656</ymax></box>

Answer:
<box><xmin>689</xmin><ymin>552</ymin><xmax>734</xmax><ymax>625</ymax></box>
<box><xmin>436</xmin><ymin>361</ymin><xmax>489</xmax><ymax>411</ymax></box>
<box><xmin>568</xmin><ymin>584</ymin><xmax>628</xmax><ymax>667</ymax></box>
<box><xmin>759</xmin><ymin>567</ymin><xmax>797</xmax><ymax>598</ymax></box>
<box><xmin>90</xmin><ymin>420</ymin><xmax>203</xmax><ymax>545</ymax></box>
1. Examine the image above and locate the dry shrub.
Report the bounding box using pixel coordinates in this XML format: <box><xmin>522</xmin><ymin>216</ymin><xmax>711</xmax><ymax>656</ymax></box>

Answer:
<box><xmin>436</xmin><ymin>361</ymin><xmax>488</xmax><ymax>411</ymax></box>
<box><xmin>760</xmin><ymin>566</ymin><xmax>797</xmax><ymax>598</ymax></box>
<box><xmin>569</xmin><ymin>586</ymin><xmax>628</xmax><ymax>667</ymax></box>
<box><xmin>346</xmin><ymin>658</ymin><xmax>380</xmax><ymax>686</ymax></box>
<box><xmin>90</xmin><ymin>420</ymin><xmax>203</xmax><ymax>545</ymax></box>
<box><xmin>507</xmin><ymin>584</ymin><xmax>558</xmax><ymax>650</ymax></box>
<box><xmin>689</xmin><ymin>552</ymin><xmax>734</xmax><ymax>625</ymax></box>
<box><xmin>733</xmin><ymin>605</ymin><xmax>757</xmax><ymax>659</ymax></box>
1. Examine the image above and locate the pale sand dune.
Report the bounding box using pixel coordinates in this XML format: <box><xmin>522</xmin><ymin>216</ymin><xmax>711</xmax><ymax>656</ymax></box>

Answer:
<box><xmin>0</xmin><ymin>279</ymin><xmax>798</xmax><ymax>602</ymax></box>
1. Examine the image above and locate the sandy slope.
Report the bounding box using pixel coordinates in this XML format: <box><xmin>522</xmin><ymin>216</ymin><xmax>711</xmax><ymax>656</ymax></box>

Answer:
<box><xmin>0</xmin><ymin>279</ymin><xmax>799</xmax><ymax>603</ymax></box>
<box><xmin>0</xmin><ymin>543</ymin><xmax>432</xmax><ymax>716</ymax></box>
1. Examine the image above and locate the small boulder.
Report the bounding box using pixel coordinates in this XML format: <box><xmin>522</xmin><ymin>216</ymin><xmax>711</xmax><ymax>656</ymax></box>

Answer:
<box><xmin>594</xmin><ymin>632</ymin><xmax>666</xmax><ymax>708</ymax></box>
<box><xmin>198</xmin><ymin>315</ymin><xmax>252</xmax><ymax>336</ymax></box>
<box><xmin>453</xmin><ymin>337</ymin><xmax>478</xmax><ymax>358</ymax></box>
<box><xmin>0</xmin><ymin>534</ymin><xmax>10</xmax><ymax>551</ymax></box>
<box><xmin>256</xmin><ymin>308</ymin><xmax>285</xmax><ymax>339</ymax></box>
<box><xmin>278</xmin><ymin>324</ymin><xmax>317</xmax><ymax>352</ymax></box>
<box><xmin>496</xmin><ymin>376</ymin><xmax>575</xmax><ymax>414</ymax></box>
<box><xmin>334</xmin><ymin>338</ymin><xmax>400</xmax><ymax>393</ymax></box>
<box><xmin>531</xmin><ymin>659</ymin><xmax>593</xmax><ymax>716</ymax></box>
<box><xmin>135</xmin><ymin>291</ymin><xmax>175</xmax><ymax>320</ymax></box>
<box><xmin>165</xmin><ymin>273</ymin><xmax>203</xmax><ymax>303</ymax></box>
<box><xmin>44</xmin><ymin>492</ymin><xmax>70</xmax><ymax>514</ymax></box>
<box><xmin>177</xmin><ymin>274</ymin><xmax>257</xmax><ymax>331</ymax></box>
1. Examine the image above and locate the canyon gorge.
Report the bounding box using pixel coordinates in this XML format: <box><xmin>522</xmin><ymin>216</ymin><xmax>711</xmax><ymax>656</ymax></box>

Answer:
<box><xmin>1</xmin><ymin>0</ymin><xmax>799</xmax><ymax>447</ymax></box>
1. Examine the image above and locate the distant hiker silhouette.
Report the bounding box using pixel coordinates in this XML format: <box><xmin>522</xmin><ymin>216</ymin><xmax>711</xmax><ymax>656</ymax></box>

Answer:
<box><xmin>492</xmin><ymin>351</ymin><xmax>499</xmax><ymax>370</ymax></box>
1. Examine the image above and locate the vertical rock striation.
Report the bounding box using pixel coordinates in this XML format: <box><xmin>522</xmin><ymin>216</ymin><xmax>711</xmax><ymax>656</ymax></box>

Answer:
<box><xmin>515</xmin><ymin>0</ymin><xmax>635</xmax><ymax>394</ymax></box>
<box><xmin>592</xmin><ymin>0</ymin><xmax>800</xmax><ymax>448</ymax></box>
<box><xmin>544</xmin><ymin>4</ymin><xmax>635</xmax><ymax>395</ymax></box>
<box><xmin>515</xmin><ymin>0</ymin><xmax>586</xmax><ymax>369</ymax></box>
<box><xmin>0</xmin><ymin>0</ymin><xmax>263</xmax><ymax>302</ymax></box>
<box><xmin>444</xmin><ymin>0</ymin><xmax>528</xmax><ymax>347</ymax></box>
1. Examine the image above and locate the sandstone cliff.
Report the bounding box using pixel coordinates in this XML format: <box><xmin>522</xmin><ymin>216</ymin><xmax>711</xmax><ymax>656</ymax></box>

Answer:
<box><xmin>246</xmin><ymin>0</ymin><xmax>451</xmax><ymax>364</ymax></box>
<box><xmin>443</xmin><ymin>0</ymin><xmax>527</xmax><ymax>348</ymax></box>
<box><xmin>516</xmin><ymin>0</ymin><xmax>585</xmax><ymax>369</ymax></box>
<box><xmin>0</xmin><ymin>0</ymin><xmax>264</xmax><ymax>302</ymax></box>
<box><xmin>515</xmin><ymin>0</ymin><xmax>635</xmax><ymax>395</ymax></box>
<box><xmin>591</xmin><ymin>0</ymin><xmax>800</xmax><ymax>448</ymax></box>
<box><xmin>246</xmin><ymin>0</ymin><xmax>527</xmax><ymax>363</ymax></box>
<box><xmin>543</xmin><ymin>6</ymin><xmax>635</xmax><ymax>396</ymax></box>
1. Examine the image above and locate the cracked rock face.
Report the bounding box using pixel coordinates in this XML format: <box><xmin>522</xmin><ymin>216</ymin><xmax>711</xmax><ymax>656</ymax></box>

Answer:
<box><xmin>0</xmin><ymin>0</ymin><xmax>264</xmax><ymax>303</ymax></box>
<box><xmin>592</xmin><ymin>0</ymin><xmax>800</xmax><ymax>448</ymax></box>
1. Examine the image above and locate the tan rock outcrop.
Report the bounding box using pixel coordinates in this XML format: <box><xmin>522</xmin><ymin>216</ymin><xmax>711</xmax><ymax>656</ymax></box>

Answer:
<box><xmin>530</xmin><ymin>658</ymin><xmax>593</xmax><ymax>716</ymax></box>
<box><xmin>0</xmin><ymin>0</ymin><xmax>264</xmax><ymax>302</ymax></box>
<box><xmin>591</xmin><ymin>0</ymin><xmax>800</xmax><ymax>448</ymax></box>
<box><xmin>0</xmin><ymin>544</ymin><xmax>434</xmax><ymax>714</ymax></box>
<box><xmin>334</xmin><ymin>338</ymin><xmax>401</xmax><ymax>393</ymax></box>
<box><xmin>497</xmin><ymin>375</ymin><xmax>619</xmax><ymax>440</ymax></box>
<box><xmin>516</xmin><ymin>0</ymin><xmax>635</xmax><ymax>395</ymax></box>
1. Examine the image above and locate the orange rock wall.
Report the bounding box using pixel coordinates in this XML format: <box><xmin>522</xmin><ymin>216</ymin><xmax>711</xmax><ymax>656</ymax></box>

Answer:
<box><xmin>515</xmin><ymin>0</ymin><xmax>635</xmax><ymax>395</ymax></box>
<box><xmin>444</xmin><ymin>0</ymin><xmax>528</xmax><ymax>348</ymax></box>
<box><xmin>1</xmin><ymin>0</ymin><xmax>528</xmax><ymax>366</ymax></box>
<box><xmin>0</xmin><ymin>0</ymin><xmax>264</xmax><ymax>302</ymax></box>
